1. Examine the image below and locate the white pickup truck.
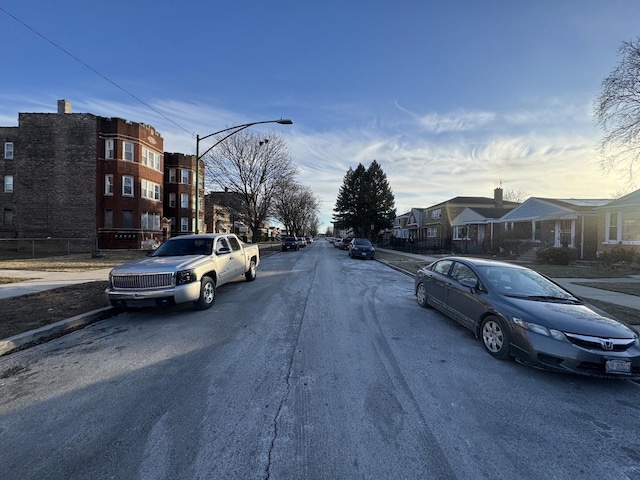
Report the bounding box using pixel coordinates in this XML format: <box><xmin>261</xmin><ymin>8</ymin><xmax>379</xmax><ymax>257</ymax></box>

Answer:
<box><xmin>106</xmin><ymin>234</ymin><xmax>259</xmax><ymax>310</ymax></box>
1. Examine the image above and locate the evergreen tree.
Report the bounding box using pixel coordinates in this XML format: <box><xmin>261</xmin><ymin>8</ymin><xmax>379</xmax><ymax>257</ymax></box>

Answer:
<box><xmin>333</xmin><ymin>160</ymin><xmax>395</xmax><ymax>238</ymax></box>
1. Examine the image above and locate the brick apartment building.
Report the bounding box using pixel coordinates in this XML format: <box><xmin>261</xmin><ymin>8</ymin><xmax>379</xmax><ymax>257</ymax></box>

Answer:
<box><xmin>0</xmin><ymin>100</ymin><xmax>203</xmax><ymax>250</ymax></box>
<box><xmin>164</xmin><ymin>152</ymin><xmax>204</xmax><ymax>236</ymax></box>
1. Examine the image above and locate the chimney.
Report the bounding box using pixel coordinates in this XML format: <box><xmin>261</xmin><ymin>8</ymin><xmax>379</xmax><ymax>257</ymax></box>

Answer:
<box><xmin>494</xmin><ymin>188</ymin><xmax>503</xmax><ymax>208</ymax></box>
<box><xmin>57</xmin><ymin>99</ymin><xmax>72</xmax><ymax>114</ymax></box>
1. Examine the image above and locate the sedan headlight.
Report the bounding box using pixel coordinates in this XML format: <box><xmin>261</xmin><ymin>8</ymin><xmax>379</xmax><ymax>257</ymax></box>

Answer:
<box><xmin>176</xmin><ymin>269</ymin><xmax>197</xmax><ymax>285</ymax></box>
<box><xmin>513</xmin><ymin>317</ymin><xmax>567</xmax><ymax>342</ymax></box>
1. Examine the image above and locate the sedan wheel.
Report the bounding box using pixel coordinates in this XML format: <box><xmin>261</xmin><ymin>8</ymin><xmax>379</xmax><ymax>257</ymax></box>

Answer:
<box><xmin>194</xmin><ymin>276</ymin><xmax>215</xmax><ymax>310</ymax></box>
<box><xmin>416</xmin><ymin>282</ymin><xmax>430</xmax><ymax>308</ymax></box>
<box><xmin>481</xmin><ymin>316</ymin><xmax>511</xmax><ymax>360</ymax></box>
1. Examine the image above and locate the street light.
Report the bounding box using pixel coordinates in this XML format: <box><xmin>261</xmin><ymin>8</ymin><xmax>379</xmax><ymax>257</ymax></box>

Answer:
<box><xmin>194</xmin><ymin>118</ymin><xmax>293</xmax><ymax>234</ymax></box>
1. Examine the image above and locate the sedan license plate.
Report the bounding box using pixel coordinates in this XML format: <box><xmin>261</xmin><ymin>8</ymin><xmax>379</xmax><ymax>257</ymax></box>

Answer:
<box><xmin>606</xmin><ymin>359</ymin><xmax>631</xmax><ymax>374</ymax></box>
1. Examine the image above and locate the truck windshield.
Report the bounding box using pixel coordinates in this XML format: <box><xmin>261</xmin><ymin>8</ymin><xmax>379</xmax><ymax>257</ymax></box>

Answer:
<box><xmin>152</xmin><ymin>238</ymin><xmax>213</xmax><ymax>256</ymax></box>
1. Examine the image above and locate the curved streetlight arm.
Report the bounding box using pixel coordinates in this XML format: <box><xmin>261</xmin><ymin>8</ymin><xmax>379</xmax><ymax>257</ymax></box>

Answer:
<box><xmin>194</xmin><ymin>118</ymin><xmax>293</xmax><ymax>234</ymax></box>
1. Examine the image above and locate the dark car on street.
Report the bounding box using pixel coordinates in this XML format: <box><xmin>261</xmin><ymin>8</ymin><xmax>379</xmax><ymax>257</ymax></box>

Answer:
<box><xmin>281</xmin><ymin>236</ymin><xmax>299</xmax><ymax>251</ymax></box>
<box><xmin>339</xmin><ymin>238</ymin><xmax>352</xmax><ymax>250</ymax></box>
<box><xmin>348</xmin><ymin>238</ymin><xmax>375</xmax><ymax>259</ymax></box>
<box><xmin>414</xmin><ymin>256</ymin><xmax>640</xmax><ymax>379</ymax></box>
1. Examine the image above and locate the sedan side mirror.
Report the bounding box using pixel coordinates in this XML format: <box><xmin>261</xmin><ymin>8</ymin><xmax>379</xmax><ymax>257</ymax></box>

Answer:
<box><xmin>460</xmin><ymin>278</ymin><xmax>478</xmax><ymax>290</ymax></box>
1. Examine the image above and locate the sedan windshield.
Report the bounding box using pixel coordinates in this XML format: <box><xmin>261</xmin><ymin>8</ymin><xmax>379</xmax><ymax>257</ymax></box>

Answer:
<box><xmin>478</xmin><ymin>265</ymin><xmax>576</xmax><ymax>300</ymax></box>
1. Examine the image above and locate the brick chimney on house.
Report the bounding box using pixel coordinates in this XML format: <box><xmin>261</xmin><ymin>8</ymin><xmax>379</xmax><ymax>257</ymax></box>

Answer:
<box><xmin>57</xmin><ymin>99</ymin><xmax>72</xmax><ymax>114</ymax></box>
<box><xmin>494</xmin><ymin>187</ymin><xmax>503</xmax><ymax>208</ymax></box>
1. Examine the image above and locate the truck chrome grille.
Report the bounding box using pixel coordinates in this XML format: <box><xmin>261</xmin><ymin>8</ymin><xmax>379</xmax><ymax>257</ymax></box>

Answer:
<box><xmin>112</xmin><ymin>273</ymin><xmax>174</xmax><ymax>289</ymax></box>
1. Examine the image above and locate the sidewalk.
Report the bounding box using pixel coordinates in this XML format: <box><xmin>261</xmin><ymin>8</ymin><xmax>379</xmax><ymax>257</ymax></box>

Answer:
<box><xmin>0</xmin><ymin>268</ymin><xmax>112</xmax><ymax>300</ymax></box>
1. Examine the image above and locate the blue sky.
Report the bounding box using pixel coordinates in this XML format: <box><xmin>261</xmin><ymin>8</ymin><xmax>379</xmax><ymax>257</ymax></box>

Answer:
<box><xmin>2</xmin><ymin>1</ymin><xmax>640</xmax><ymax>231</ymax></box>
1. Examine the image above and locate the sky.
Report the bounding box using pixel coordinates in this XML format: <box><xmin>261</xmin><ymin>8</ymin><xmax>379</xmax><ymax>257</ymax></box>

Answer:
<box><xmin>1</xmin><ymin>1</ymin><xmax>640</xmax><ymax>232</ymax></box>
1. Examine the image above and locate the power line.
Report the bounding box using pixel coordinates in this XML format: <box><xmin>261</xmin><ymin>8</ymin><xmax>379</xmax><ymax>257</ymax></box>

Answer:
<box><xmin>0</xmin><ymin>6</ymin><xmax>194</xmax><ymax>137</ymax></box>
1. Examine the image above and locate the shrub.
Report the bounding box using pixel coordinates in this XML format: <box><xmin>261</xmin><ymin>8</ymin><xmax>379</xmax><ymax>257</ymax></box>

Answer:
<box><xmin>536</xmin><ymin>247</ymin><xmax>579</xmax><ymax>265</ymax></box>
<box><xmin>600</xmin><ymin>246</ymin><xmax>636</xmax><ymax>265</ymax></box>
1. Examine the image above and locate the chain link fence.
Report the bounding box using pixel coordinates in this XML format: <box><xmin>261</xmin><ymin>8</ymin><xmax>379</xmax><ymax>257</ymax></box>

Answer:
<box><xmin>0</xmin><ymin>238</ymin><xmax>96</xmax><ymax>260</ymax></box>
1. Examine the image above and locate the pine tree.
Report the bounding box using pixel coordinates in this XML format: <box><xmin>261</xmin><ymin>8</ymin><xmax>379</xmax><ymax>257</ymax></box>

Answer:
<box><xmin>333</xmin><ymin>160</ymin><xmax>395</xmax><ymax>238</ymax></box>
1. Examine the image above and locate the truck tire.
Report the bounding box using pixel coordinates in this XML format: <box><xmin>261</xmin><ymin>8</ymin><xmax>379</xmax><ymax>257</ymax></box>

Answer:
<box><xmin>245</xmin><ymin>259</ymin><xmax>257</xmax><ymax>282</ymax></box>
<box><xmin>194</xmin><ymin>276</ymin><xmax>215</xmax><ymax>310</ymax></box>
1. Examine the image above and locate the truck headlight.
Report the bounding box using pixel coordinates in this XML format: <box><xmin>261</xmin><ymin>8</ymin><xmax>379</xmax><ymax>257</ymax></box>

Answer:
<box><xmin>176</xmin><ymin>269</ymin><xmax>197</xmax><ymax>285</ymax></box>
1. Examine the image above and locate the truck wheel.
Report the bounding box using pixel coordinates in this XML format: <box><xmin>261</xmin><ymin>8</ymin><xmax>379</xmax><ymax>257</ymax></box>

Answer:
<box><xmin>245</xmin><ymin>259</ymin><xmax>257</xmax><ymax>282</ymax></box>
<box><xmin>194</xmin><ymin>276</ymin><xmax>215</xmax><ymax>310</ymax></box>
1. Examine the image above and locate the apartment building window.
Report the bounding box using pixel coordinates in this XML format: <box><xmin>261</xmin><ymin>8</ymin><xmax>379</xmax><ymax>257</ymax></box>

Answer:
<box><xmin>122</xmin><ymin>210</ymin><xmax>134</xmax><ymax>228</ymax></box>
<box><xmin>3</xmin><ymin>209</ymin><xmax>13</xmax><ymax>226</ymax></box>
<box><xmin>141</xmin><ymin>179</ymin><xmax>161</xmax><ymax>201</ymax></box>
<box><xmin>104</xmin><ymin>174</ymin><xmax>113</xmax><ymax>195</ymax></box>
<box><xmin>141</xmin><ymin>212</ymin><xmax>160</xmax><ymax>230</ymax></box>
<box><xmin>169</xmin><ymin>168</ymin><xmax>176</xmax><ymax>183</ymax></box>
<box><xmin>142</xmin><ymin>147</ymin><xmax>162</xmax><ymax>171</ymax></box>
<box><xmin>169</xmin><ymin>217</ymin><xmax>176</xmax><ymax>230</ymax></box>
<box><xmin>104</xmin><ymin>209</ymin><xmax>113</xmax><ymax>228</ymax></box>
<box><xmin>122</xmin><ymin>175</ymin><xmax>134</xmax><ymax>196</ymax></box>
<box><xmin>123</xmin><ymin>141</ymin><xmax>134</xmax><ymax>161</ymax></box>
<box><xmin>180</xmin><ymin>193</ymin><xmax>189</xmax><ymax>208</ymax></box>
<box><xmin>4</xmin><ymin>175</ymin><xmax>13</xmax><ymax>193</ymax></box>
<box><xmin>105</xmin><ymin>139</ymin><xmax>114</xmax><ymax>159</ymax></box>
<box><xmin>180</xmin><ymin>217</ymin><xmax>189</xmax><ymax>232</ymax></box>
<box><xmin>169</xmin><ymin>193</ymin><xmax>176</xmax><ymax>207</ymax></box>
<box><xmin>181</xmin><ymin>169</ymin><xmax>190</xmax><ymax>184</ymax></box>
<box><xmin>4</xmin><ymin>142</ymin><xmax>13</xmax><ymax>159</ymax></box>
<box><xmin>427</xmin><ymin>227</ymin><xmax>438</xmax><ymax>238</ymax></box>
<box><xmin>431</xmin><ymin>209</ymin><xmax>442</xmax><ymax>219</ymax></box>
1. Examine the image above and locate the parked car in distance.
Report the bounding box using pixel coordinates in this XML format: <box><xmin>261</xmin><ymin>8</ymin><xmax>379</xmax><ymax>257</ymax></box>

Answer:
<box><xmin>305</xmin><ymin>236</ymin><xmax>313</xmax><ymax>244</ymax></box>
<box><xmin>333</xmin><ymin>238</ymin><xmax>343</xmax><ymax>248</ymax></box>
<box><xmin>339</xmin><ymin>238</ymin><xmax>352</xmax><ymax>250</ymax></box>
<box><xmin>282</xmin><ymin>236</ymin><xmax>300</xmax><ymax>251</ymax></box>
<box><xmin>106</xmin><ymin>234</ymin><xmax>259</xmax><ymax>310</ymax></box>
<box><xmin>297</xmin><ymin>237</ymin><xmax>307</xmax><ymax>248</ymax></box>
<box><xmin>414</xmin><ymin>256</ymin><xmax>640</xmax><ymax>379</ymax></box>
<box><xmin>348</xmin><ymin>238</ymin><xmax>375</xmax><ymax>259</ymax></box>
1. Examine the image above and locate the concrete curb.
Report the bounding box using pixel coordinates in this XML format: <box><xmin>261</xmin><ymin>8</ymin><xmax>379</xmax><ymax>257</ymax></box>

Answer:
<box><xmin>0</xmin><ymin>306</ymin><xmax>113</xmax><ymax>356</ymax></box>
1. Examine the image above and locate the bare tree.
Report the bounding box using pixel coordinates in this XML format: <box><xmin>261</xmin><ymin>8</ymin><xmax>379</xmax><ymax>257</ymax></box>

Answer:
<box><xmin>503</xmin><ymin>188</ymin><xmax>528</xmax><ymax>203</ymax></box>
<box><xmin>272</xmin><ymin>180</ymin><xmax>320</xmax><ymax>237</ymax></box>
<box><xmin>594</xmin><ymin>37</ymin><xmax>640</xmax><ymax>187</ymax></box>
<box><xmin>204</xmin><ymin>130</ymin><xmax>297</xmax><ymax>242</ymax></box>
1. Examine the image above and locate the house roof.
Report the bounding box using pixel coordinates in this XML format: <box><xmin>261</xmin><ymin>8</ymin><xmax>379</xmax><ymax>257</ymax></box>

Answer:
<box><xmin>500</xmin><ymin>197</ymin><xmax>609</xmax><ymax>222</ymax></box>
<box><xmin>427</xmin><ymin>196</ymin><xmax>518</xmax><ymax>209</ymax></box>
<box><xmin>451</xmin><ymin>207</ymin><xmax>517</xmax><ymax>226</ymax></box>
<box><xmin>597</xmin><ymin>188</ymin><xmax>640</xmax><ymax>210</ymax></box>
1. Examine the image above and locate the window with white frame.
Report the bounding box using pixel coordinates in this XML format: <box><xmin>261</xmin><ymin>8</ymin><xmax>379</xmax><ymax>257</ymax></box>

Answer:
<box><xmin>623</xmin><ymin>211</ymin><xmax>640</xmax><ymax>242</ymax></box>
<box><xmin>105</xmin><ymin>139</ymin><xmax>114</xmax><ymax>159</ymax></box>
<box><xmin>122</xmin><ymin>175</ymin><xmax>134</xmax><ymax>196</ymax></box>
<box><xmin>180</xmin><ymin>193</ymin><xmax>189</xmax><ymax>208</ymax></box>
<box><xmin>453</xmin><ymin>226</ymin><xmax>469</xmax><ymax>240</ymax></box>
<box><xmin>431</xmin><ymin>209</ymin><xmax>441</xmax><ymax>219</ymax></box>
<box><xmin>141</xmin><ymin>212</ymin><xmax>160</xmax><ymax>230</ymax></box>
<box><xmin>427</xmin><ymin>227</ymin><xmax>438</xmax><ymax>238</ymax></box>
<box><xmin>142</xmin><ymin>147</ymin><xmax>162</xmax><ymax>171</ymax></box>
<box><xmin>104</xmin><ymin>174</ymin><xmax>113</xmax><ymax>195</ymax></box>
<box><xmin>4</xmin><ymin>142</ymin><xmax>13</xmax><ymax>159</ymax></box>
<box><xmin>169</xmin><ymin>193</ymin><xmax>176</xmax><ymax>207</ymax></box>
<box><xmin>169</xmin><ymin>168</ymin><xmax>176</xmax><ymax>183</ymax></box>
<box><xmin>181</xmin><ymin>169</ymin><xmax>190</xmax><ymax>184</ymax></box>
<box><xmin>4</xmin><ymin>175</ymin><xmax>13</xmax><ymax>193</ymax></box>
<box><xmin>141</xmin><ymin>179</ymin><xmax>161</xmax><ymax>201</ymax></box>
<box><xmin>180</xmin><ymin>217</ymin><xmax>189</xmax><ymax>232</ymax></box>
<box><xmin>607</xmin><ymin>212</ymin><xmax>618</xmax><ymax>242</ymax></box>
<box><xmin>123</xmin><ymin>141</ymin><xmax>134</xmax><ymax>161</ymax></box>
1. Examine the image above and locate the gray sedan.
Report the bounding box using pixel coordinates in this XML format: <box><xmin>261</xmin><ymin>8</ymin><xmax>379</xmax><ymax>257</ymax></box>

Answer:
<box><xmin>414</xmin><ymin>256</ymin><xmax>640</xmax><ymax>379</ymax></box>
